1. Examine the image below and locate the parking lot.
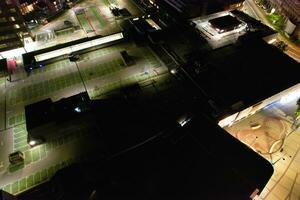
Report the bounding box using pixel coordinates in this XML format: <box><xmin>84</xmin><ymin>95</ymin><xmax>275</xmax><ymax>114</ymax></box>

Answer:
<box><xmin>27</xmin><ymin>0</ymin><xmax>142</xmax><ymax>52</ymax></box>
<box><xmin>0</xmin><ymin>40</ymin><xmax>168</xmax><ymax>194</ymax></box>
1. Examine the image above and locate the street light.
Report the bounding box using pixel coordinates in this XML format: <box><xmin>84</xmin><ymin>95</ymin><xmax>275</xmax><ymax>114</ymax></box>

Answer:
<box><xmin>170</xmin><ymin>68</ymin><xmax>177</xmax><ymax>74</ymax></box>
<box><xmin>29</xmin><ymin>140</ymin><xmax>37</xmax><ymax>147</ymax></box>
<box><xmin>270</xmin><ymin>8</ymin><xmax>276</xmax><ymax>14</ymax></box>
<box><xmin>74</xmin><ymin>107</ymin><xmax>81</xmax><ymax>113</ymax></box>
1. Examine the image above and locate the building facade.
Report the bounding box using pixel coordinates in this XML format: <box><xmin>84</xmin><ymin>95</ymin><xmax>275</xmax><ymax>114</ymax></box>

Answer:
<box><xmin>0</xmin><ymin>0</ymin><xmax>31</xmax><ymax>52</ymax></box>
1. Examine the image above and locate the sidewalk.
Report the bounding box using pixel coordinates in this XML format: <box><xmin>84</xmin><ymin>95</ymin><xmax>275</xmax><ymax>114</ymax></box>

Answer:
<box><xmin>258</xmin><ymin>129</ymin><xmax>300</xmax><ymax>200</ymax></box>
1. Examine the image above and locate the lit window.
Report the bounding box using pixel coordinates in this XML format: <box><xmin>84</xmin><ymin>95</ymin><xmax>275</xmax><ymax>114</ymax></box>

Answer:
<box><xmin>14</xmin><ymin>24</ymin><xmax>20</xmax><ymax>29</ymax></box>
<box><xmin>9</xmin><ymin>17</ymin><xmax>16</xmax><ymax>22</ymax></box>
<box><xmin>10</xmin><ymin>8</ymin><xmax>16</xmax><ymax>13</ymax></box>
<box><xmin>29</xmin><ymin>5</ymin><xmax>34</xmax><ymax>12</ymax></box>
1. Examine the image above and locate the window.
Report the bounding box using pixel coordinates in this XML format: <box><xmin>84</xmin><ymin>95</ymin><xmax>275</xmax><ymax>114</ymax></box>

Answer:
<box><xmin>14</xmin><ymin>24</ymin><xmax>20</xmax><ymax>29</ymax></box>
<box><xmin>9</xmin><ymin>16</ymin><xmax>15</xmax><ymax>21</ymax></box>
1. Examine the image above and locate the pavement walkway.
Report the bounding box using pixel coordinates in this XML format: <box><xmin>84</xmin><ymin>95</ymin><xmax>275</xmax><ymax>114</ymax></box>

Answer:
<box><xmin>225</xmin><ymin>99</ymin><xmax>300</xmax><ymax>200</ymax></box>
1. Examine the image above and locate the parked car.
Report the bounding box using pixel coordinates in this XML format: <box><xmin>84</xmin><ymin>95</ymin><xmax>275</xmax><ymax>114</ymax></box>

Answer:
<box><xmin>24</xmin><ymin>63</ymin><xmax>44</xmax><ymax>74</ymax></box>
<box><xmin>9</xmin><ymin>151</ymin><xmax>24</xmax><ymax>164</ymax></box>
<box><xmin>64</xmin><ymin>20</ymin><xmax>73</xmax><ymax>26</ymax></box>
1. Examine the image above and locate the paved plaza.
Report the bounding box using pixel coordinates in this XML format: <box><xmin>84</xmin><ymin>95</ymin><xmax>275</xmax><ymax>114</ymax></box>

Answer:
<box><xmin>224</xmin><ymin>95</ymin><xmax>300</xmax><ymax>200</ymax></box>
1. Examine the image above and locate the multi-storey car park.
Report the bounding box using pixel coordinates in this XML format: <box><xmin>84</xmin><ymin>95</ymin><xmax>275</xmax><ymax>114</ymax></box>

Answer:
<box><xmin>0</xmin><ymin>0</ymin><xmax>299</xmax><ymax>199</ymax></box>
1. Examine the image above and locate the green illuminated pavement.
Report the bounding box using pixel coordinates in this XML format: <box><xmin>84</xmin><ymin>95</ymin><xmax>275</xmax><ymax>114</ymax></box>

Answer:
<box><xmin>76</xmin><ymin>13</ymin><xmax>94</xmax><ymax>33</ymax></box>
<box><xmin>7</xmin><ymin>72</ymin><xmax>82</xmax><ymax>107</ymax></box>
<box><xmin>3</xmin><ymin>160</ymin><xmax>72</xmax><ymax>195</ymax></box>
<box><xmin>0</xmin><ymin>41</ymin><xmax>168</xmax><ymax>195</ymax></box>
<box><xmin>81</xmin><ymin>58</ymin><xmax>124</xmax><ymax>80</ymax></box>
<box><xmin>8</xmin><ymin>113</ymin><xmax>25</xmax><ymax>128</ymax></box>
<box><xmin>90</xmin><ymin>6</ymin><xmax>107</xmax><ymax>28</ymax></box>
<box><xmin>1</xmin><ymin>123</ymin><xmax>93</xmax><ymax>195</ymax></box>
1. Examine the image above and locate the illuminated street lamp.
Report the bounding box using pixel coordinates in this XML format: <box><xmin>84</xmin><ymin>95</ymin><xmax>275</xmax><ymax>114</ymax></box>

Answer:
<box><xmin>29</xmin><ymin>140</ymin><xmax>37</xmax><ymax>147</ymax></box>
<box><xmin>74</xmin><ymin>107</ymin><xmax>82</xmax><ymax>113</ymax></box>
<box><xmin>170</xmin><ymin>68</ymin><xmax>177</xmax><ymax>74</ymax></box>
<box><xmin>270</xmin><ymin>8</ymin><xmax>276</xmax><ymax>14</ymax></box>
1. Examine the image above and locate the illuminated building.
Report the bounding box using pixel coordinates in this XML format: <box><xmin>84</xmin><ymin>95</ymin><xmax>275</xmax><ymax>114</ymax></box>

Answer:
<box><xmin>0</xmin><ymin>0</ymin><xmax>31</xmax><ymax>52</ymax></box>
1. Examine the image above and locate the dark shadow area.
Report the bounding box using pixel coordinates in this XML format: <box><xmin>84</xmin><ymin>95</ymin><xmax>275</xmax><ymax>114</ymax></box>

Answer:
<box><xmin>20</xmin><ymin>81</ymin><xmax>273</xmax><ymax>200</ymax></box>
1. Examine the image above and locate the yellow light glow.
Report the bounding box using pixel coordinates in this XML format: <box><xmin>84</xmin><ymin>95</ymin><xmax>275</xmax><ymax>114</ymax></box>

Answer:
<box><xmin>268</xmin><ymin>38</ymin><xmax>277</xmax><ymax>44</ymax></box>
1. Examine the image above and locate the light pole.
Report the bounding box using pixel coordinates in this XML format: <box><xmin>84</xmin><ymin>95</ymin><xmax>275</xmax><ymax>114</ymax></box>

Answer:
<box><xmin>74</xmin><ymin>60</ymin><xmax>88</xmax><ymax>93</ymax></box>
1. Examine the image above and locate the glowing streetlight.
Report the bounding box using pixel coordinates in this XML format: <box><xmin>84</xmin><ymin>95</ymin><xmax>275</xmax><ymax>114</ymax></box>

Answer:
<box><xmin>270</xmin><ymin>8</ymin><xmax>276</xmax><ymax>14</ymax></box>
<box><xmin>29</xmin><ymin>140</ymin><xmax>37</xmax><ymax>146</ymax></box>
<box><xmin>170</xmin><ymin>68</ymin><xmax>177</xmax><ymax>74</ymax></box>
<box><xmin>74</xmin><ymin>107</ymin><xmax>81</xmax><ymax>113</ymax></box>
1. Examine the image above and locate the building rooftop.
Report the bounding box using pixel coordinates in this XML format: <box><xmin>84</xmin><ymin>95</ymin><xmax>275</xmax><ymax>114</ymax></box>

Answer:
<box><xmin>208</xmin><ymin>14</ymin><xmax>242</xmax><ymax>32</ymax></box>
<box><xmin>25</xmin><ymin>98</ymin><xmax>53</xmax><ymax>130</ymax></box>
<box><xmin>53</xmin><ymin>92</ymin><xmax>91</xmax><ymax>123</ymax></box>
<box><xmin>191</xmin><ymin>11</ymin><xmax>248</xmax><ymax>49</ymax></box>
<box><xmin>25</xmin><ymin>92</ymin><xmax>91</xmax><ymax>141</ymax></box>
<box><xmin>185</xmin><ymin>36</ymin><xmax>299</xmax><ymax>116</ymax></box>
<box><xmin>156</xmin><ymin>0</ymin><xmax>244</xmax><ymax>18</ymax></box>
<box><xmin>19</xmin><ymin>113</ymin><xmax>273</xmax><ymax>200</ymax></box>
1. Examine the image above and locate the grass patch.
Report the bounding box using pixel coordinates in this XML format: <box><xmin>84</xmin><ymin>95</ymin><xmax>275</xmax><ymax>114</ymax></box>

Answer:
<box><xmin>266</xmin><ymin>13</ymin><xmax>285</xmax><ymax>31</ymax></box>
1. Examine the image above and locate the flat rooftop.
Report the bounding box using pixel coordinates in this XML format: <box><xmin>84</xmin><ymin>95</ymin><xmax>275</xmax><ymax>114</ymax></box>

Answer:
<box><xmin>185</xmin><ymin>36</ymin><xmax>299</xmax><ymax>116</ymax></box>
<box><xmin>157</xmin><ymin>0</ymin><xmax>244</xmax><ymax>18</ymax></box>
<box><xmin>192</xmin><ymin>11</ymin><xmax>248</xmax><ymax>49</ymax></box>
<box><xmin>208</xmin><ymin>15</ymin><xmax>242</xmax><ymax>32</ymax></box>
<box><xmin>19</xmin><ymin>113</ymin><xmax>273</xmax><ymax>200</ymax></box>
<box><xmin>25</xmin><ymin>92</ymin><xmax>91</xmax><ymax>131</ymax></box>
